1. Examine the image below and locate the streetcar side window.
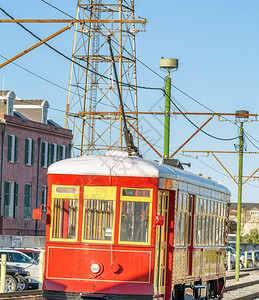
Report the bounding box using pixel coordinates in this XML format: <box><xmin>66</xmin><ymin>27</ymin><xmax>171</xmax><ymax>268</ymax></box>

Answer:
<box><xmin>175</xmin><ymin>192</ymin><xmax>190</xmax><ymax>246</ymax></box>
<box><xmin>50</xmin><ymin>185</ymin><xmax>79</xmax><ymax>242</ymax></box>
<box><xmin>119</xmin><ymin>188</ymin><xmax>152</xmax><ymax>245</ymax></box>
<box><xmin>82</xmin><ymin>186</ymin><xmax>116</xmax><ymax>243</ymax></box>
<box><xmin>193</xmin><ymin>198</ymin><xmax>227</xmax><ymax>247</ymax></box>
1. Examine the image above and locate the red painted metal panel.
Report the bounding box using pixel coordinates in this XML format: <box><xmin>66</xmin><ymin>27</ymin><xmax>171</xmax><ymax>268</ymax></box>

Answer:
<box><xmin>47</xmin><ymin>246</ymin><xmax>151</xmax><ymax>282</ymax></box>
<box><xmin>44</xmin><ymin>246</ymin><xmax>154</xmax><ymax>295</ymax></box>
<box><xmin>165</xmin><ymin>191</ymin><xmax>176</xmax><ymax>300</ymax></box>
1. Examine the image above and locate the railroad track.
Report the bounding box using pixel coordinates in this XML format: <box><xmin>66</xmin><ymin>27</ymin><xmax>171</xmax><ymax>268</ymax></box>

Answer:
<box><xmin>0</xmin><ymin>289</ymin><xmax>42</xmax><ymax>299</ymax></box>
<box><xmin>234</xmin><ymin>292</ymin><xmax>259</xmax><ymax>300</ymax></box>
<box><xmin>225</xmin><ymin>280</ymin><xmax>259</xmax><ymax>292</ymax></box>
<box><xmin>226</xmin><ymin>272</ymin><xmax>250</xmax><ymax>280</ymax></box>
<box><xmin>224</xmin><ymin>280</ymin><xmax>259</xmax><ymax>300</ymax></box>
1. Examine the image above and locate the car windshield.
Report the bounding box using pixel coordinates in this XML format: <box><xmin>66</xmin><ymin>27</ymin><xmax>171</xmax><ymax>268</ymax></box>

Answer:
<box><xmin>23</xmin><ymin>252</ymin><xmax>39</xmax><ymax>260</ymax></box>
<box><xmin>10</xmin><ymin>252</ymin><xmax>33</xmax><ymax>264</ymax></box>
<box><xmin>227</xmin><ymin>247</ymin><xmax>236</xmax><ymax>254</ymax></box>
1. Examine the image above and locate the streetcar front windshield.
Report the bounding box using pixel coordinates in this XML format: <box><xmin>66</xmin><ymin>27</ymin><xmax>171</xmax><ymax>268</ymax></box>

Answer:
<box><xmin>52</xmin><ymin>198</ymin><xmax>78</xmax><ymax>240</ymax></box>
<box><xmin>120</xmin><ymin>201</ymin><xmax>150</xmax><ymax>243</ymax></box>
<box><xmin>82</xmin><ymin>186</ymin><xmax>116</xmax><ymax>243</ymax></box>
<box><xmin>50</xmin><ymin>185</ymin><xmax>79</xmax><ymax>242</ymax></box>
<box><xmin>119</xmin><ymin>188</ymin><xmax>152</xmax><ymax>245</ymax></box>
<box><xmin>83</xmin><ymin>199</ymin><xmax>114</xmax><ymax>241</ymax></box>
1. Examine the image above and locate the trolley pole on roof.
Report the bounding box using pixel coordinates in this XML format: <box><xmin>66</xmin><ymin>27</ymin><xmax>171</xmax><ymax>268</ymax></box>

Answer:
<box><xmin>107</xmin><ymin>34</ymin><xmax>139</xmax><ymax>156</ymax></box>
<box><xmin>235</xmin><ymin>110</ymin><xmax>248</xmax><ymax>281</ymax></box>
<box><xmin>160</xmin><ymin>58</ymin><xmax>178</xmax><ymax>159</ymax></box>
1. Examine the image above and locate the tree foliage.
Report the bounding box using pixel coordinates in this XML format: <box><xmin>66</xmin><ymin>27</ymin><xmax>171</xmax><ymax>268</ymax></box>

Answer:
<box><xmin>241</xmin><ymin>228</ymin><xmax>259</xmax><ymax>244</ymax></box>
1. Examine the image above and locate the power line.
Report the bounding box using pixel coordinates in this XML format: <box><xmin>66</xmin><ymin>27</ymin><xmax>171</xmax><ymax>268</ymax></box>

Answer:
<box><xmin>244</xmin><ymin>132</ymin><xmax>259</xmax><ymax>151</ymax></box>
<box><xmin>38</xmin><ymin>1</ymin><xmax>259</xmax><ymax>145</ymax></box>
<box><xmin>3</xmin><ymin>6</ymin><xmax>259</xmax><ymax>150</ymax></box>
<box><xmin>111</xmin><ymin>38</ymin><xmax>239</xmax><ymax>141</ymax></box>
<box><xmin>0</xmin><ymin>8</ymin><xmax>161</xmax><ymax>92</ymax></box>
<box><xmin>163</xmin><ymin>89</ymin><xmax>239</xmax><ymax>141</ymax></box>
<box><xmin>0</xmin><ymin>54</ymin><xmax>73</xmax><ymax>93</ymax></box>
<box><xmin>40</xmin><ymin>0</ymin><xmax>75</xmax><ymax>19</ymax></box>
<box><xmin>0</xmin><ymin>53</ymin><xmax>126</xmax><ymax>113</ymax></box>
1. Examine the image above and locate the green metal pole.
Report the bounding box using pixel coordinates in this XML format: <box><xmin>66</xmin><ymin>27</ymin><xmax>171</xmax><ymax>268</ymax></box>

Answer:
<box><xmin>235</xmin><ymin>122</ymin><xmax>244</xmax><ymax>281</ymax></box>
<box><xmin>164</xmin><ymin>73</ymin><xmax>171</xmax><ymax>159</ymax></box>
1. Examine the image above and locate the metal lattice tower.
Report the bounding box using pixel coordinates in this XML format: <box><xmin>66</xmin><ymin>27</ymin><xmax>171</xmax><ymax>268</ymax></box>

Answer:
<box><xmin>65</xmin><ymin>0</ymin><xmax>141</xmax><ymax>155</ymax></box>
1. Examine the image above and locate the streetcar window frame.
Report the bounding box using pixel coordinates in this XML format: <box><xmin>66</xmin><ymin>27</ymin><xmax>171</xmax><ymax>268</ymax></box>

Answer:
<box><xmin>50</xmin><ymin>185</ymin><xmax>79</xmax><ymax>243</ymax></box>
<box><xmin>81</xmin><ymin>186</ymin><xmax>116</xmax><ymax>244</ymax></box>
<box><xmin>118</xmin><ymin>187</ymin><xmax>153</xmax><ymax>246</ymax></box>
<box><xmin>193</xmin><ymin>197</ymin><xmax>227</xmax><ymax>247</ymax></box>
<box><xmin>175</xmin><ymin>191</ymin><xmax>192</xmax><ymax>247</ymax></box>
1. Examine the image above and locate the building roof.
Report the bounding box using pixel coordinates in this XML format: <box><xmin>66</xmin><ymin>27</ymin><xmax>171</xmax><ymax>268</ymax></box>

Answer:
<box><xmin>230</xmin><ymin>203</ymin><xmax>259</xmax><ymax>211</ymax></box>
<box><xmin>48</xmin><ymin>151</ymin><xmax>230</xmax><ymax>195</ymax></box>
<box><xmin>13</xmin><ymin>99</ymin><xmax>49</xmax><ymax>108</ymax></box>
<box><xmin>47</xmin><ymin>118</ymin><xmax>62</xmax><ymax>128</ymax></box>
<box><xmin>0</xmin><ymin>90</ymin><xmax>11</xmax><ymax>97</ymax></box>
<box><xmin>13</xmin><ymin>110</ymin><xmax>30</xmax><ymax>120</ymax></box>
<box><xmin>0</xmin><ymin>90</ymin><xmax>69</xmax><ymax>131</ymax></box>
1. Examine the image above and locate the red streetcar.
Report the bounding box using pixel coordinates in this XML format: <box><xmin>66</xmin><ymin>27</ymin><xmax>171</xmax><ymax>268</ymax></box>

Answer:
<box><xmin>35</xmin><ymin>151</ymin><xmax>230</xmax><ymax>300</ymax></box>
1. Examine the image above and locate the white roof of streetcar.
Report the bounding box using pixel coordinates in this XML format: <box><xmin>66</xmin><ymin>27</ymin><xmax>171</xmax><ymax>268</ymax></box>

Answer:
<box><xmin>49</xmin><ymin>151</ymin><xmax>230</xmax><ymax>196</ymax></box>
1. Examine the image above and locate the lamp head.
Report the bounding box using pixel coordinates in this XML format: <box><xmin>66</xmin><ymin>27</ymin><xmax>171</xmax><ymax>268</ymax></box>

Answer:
<box><xmin>235</xmin><ymin>110</ymin><xmax>249</xmax><ymax>123</ymax></box>
<box><xmin>160</xmin><ymin>58</ymin><xmax>178</xmax><ymax>73</ymax></box>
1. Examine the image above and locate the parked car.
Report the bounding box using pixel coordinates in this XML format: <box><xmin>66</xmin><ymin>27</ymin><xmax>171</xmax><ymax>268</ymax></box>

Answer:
<box><xmin>15</xmin><ymin>248</ymin><xmax>43</xmax><ymax>262</ymax></box>
<box><xmin>8</xmin><ymin>265</ymin><xmax>30</xmax><ymax>291</ymax></box>
<box><xmin>246</xmin><ymin>250</ymin><xmax>259</xmax><ymax>268</ymax></box>
<box><xmin>227</xmin><ymin>246</ymin><xmax>244</xmax><ymax>269</ymax></box>
<box><xmin>0</xmin><ymin>249</ymin><xmax>39</xmax><ymax>289</ymax></box>
<box><xmin>0</xmin><ymin>266</ymin><xmax>18</xmax><ymax>292</ymax></box>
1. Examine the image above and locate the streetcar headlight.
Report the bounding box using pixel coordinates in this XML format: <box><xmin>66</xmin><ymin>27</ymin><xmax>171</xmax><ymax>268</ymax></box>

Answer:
<box><xmin>90</xmin><ymin>263</ymin><xmax>101</xmax><ymax>274</ymax></box>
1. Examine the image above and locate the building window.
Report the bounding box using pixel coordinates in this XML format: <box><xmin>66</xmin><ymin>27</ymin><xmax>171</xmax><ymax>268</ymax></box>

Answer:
<box><xmin>24</xmin><ymin>138</ymin><xmax>35</xmax><ymax>166</ymax></box>
<box><xmin>24</xmin><ymin>184</ymin><xmax>32</xmax><ymax>219</ymax></box>
<box><xmin>59</xmin><ymin>145</ymin><xmax>66</xmax><ymax>161</ymax></box>
<box><xmin>41</xmin><ymin>185</ymin><xmax>47</xmax><ymax>211</ymax></box>
<box><xmin>50</xmin><ymin>143</ymin><xmax>58</xmax><ymax>164</ymax></box>
<box><xmin>4</xmin><ymin>181</ymin><xmax>18</xmax><ymax>218</ymax></box>
<box><xmin>7</xmin><ymin>135</ymin><xmax>18</xmax><ymax>163</ymax></box>
<box><xmin>250</xmin><ymin>211</ymin><xmax>259</xmax><ymax>216</ymax></box>
<box><xmin>41</xmin><ymin>141</ymin><xmax>48</xmax><ymax>168</ymax></box>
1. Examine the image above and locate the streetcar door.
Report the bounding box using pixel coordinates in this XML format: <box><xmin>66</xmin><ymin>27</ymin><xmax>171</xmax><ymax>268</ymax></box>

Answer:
<box><xmin>186</xmin><ymin>194</ymin><xmax>195</xmax><ymax>275</ymax></box>
<box><xmin>154</xmin><ymin>190</ymin><xmax>169</xmax><ymax>296</ymax></box>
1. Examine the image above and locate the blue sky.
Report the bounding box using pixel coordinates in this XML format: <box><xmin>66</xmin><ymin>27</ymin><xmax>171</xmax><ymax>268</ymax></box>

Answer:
<box><xmin>1</xmin><ymin>0</ymin><xmax>259</xmax><ymax>203</ymax></box>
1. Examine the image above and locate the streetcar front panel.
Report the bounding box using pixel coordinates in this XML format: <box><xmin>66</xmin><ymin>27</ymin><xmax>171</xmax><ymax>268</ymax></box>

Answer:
<box><xmin>43</xmin><ymin>174</ymin><xmax>157</xmax><ymax>297</ymax></box>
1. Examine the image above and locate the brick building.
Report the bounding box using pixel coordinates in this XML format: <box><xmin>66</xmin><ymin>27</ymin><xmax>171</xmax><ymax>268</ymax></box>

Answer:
<box><xmin>0</xmin><ymin>90</ymin><xmax>73</xmax><ymax>236</ymax></box>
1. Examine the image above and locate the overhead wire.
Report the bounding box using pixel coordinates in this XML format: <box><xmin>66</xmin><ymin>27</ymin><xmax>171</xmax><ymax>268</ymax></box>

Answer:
<box><xmin>244</xmin><ymin>132</ymin><xmax>259</xmax><ymax>151</ymax></box>
<box><xmin>40</xmin><ymin>0</ymin><xmax>75</xmax><ymax>19</ymax></box>
<box><xmin>38</xmin><ymin>1</ymin><xmax>259</xmax><ymax>189</ymax></box>
<box><xmin>38</xmin><ymin>2</ymin><xmax>259</xmax><ymax>128</ymax></box>
<box><xmin>0</xmin><ymin>8</ymin><xmax>161</xmax><ymax>92</ymax></box>
<box><xmin>0</xmin><ymin>53</ymin><xmax>129</xmax><ymax>114</ymax></box>
<box><xmin>164</xmin><ymin>89</ymin><xmax>239</xmax><ymax>141</ymax></box>
<box><xmin>3</xmin><ymin>4</ymin><xmax>259</xmax><ymax>149</ymax></box>
<box><xmin>0</xmin><ymin>53</ymin><xmax>74</xmax><ymax>93</ymax></box>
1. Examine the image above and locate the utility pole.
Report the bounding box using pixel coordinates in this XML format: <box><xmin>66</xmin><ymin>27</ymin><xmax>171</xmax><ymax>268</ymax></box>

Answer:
<box><xmin>181</xmin><ymin>110</ymin><xmax>256</xmax><ymax>281</ymax></box>
<box><xmin>159</xmin><ymin>58</ymin><xmax>178</xmax><ymax>159</ymax></box>
<box><xmin>164</xmin><ymin>74</ymin><xmax>171</xmax><ymax>158</ymax></box>
<box><xmin>235</xmin><ymin>110</ymin><xmax>248</xmax><ymax>281</ymax></box>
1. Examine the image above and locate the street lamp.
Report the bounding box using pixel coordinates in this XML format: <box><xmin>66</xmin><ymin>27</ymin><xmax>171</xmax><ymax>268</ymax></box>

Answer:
<box><xmin>159</xmin><ymin>58</ymin><xmax>178</xmax><ymax>159</ymax></box>
<box><xmin>235</xmin><ymin>110</ymin><xmax>249</xmax><ymax>281</ymax></box>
